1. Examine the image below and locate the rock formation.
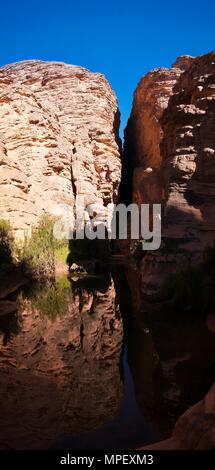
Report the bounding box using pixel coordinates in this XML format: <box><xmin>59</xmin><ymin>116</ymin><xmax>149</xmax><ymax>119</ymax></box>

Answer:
<box><xmin>0</xmin><ymin>60</ymin><xmax>121</xmax><ymax>239</ymax></box>
<box><xmin>142</xmin><ymin>383</ymin><xmax>215</xmax><ymax>450</ymax></box>
<box><xmin>121</xmin><ymin>56</ymin><xmax>193</xmax><ymax>205</ymax></box>
<box><xmin>123</xmin><ymin>52</ymin><xmax>215</xmax><ymax>296</ymax></box>
<box><xmin>120</xmin><ymin>52</ymin><xmax>215</xmax><ymax>450</ymax></box>
<box><xmin>161</xmin><ymin>52</ymin><xmax>215</xmax><ymax>260</ymax></box>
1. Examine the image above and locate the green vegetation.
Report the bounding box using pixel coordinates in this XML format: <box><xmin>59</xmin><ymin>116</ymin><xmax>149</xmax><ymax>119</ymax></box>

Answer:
<box><xmin>20</xmin><ymin>215</ymin><xmax>56</xmax><ymax>281</ymax></box>
<box><xmin>0</xmin><ymin>215</ymin><xmax>69</xmax><ymax>281</ymax></box>
<box><xmin>29</xmin><ymin>277</ymin><xmax>72</xmax><ymax>319</ymax></box>
<box><xmin>162</xmin><ymin>245</ymin><xmax>215</xmax><ymax>316</ymax></box>
<box><xmin>54</xmin><ymin>243</ymin><xmax>70</xmax><ymax>264</ymax></box>
<box><xmin>0</xmin><ymin>215</ymin><xmax>113</xmax><ymax>282</ymax></box>
<box><xmin>18</xmin><ymin>275</ymin><xmax>72</xmax><ymax>319</ymax></box>
<box><xmin>20</xmin><ymin>215</ymin><xmax>70</xmax><ymax>281</ymax></box>
<box><xmin>0</xmin><ymin>215</ymin><xmax>112</xmax><ymax>282</ymax></box>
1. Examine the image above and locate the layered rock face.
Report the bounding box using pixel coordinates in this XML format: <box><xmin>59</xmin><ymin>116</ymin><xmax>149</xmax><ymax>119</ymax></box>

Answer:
<box><xmin>162</xmin><ymin>52</ymin><xmax>215</xmax><ymax>258</ymax></box>
<box><xmin>0</xmin><ymin>276</ymin><xmax>123</xmax><ymax>449</ymax></box>
<box><xmin>0</xmin><ymin>61</ymin><xmax>121</xmax><ymax>238</ymax></box>
<box><xmin>124</xmin><ymin>52</ymin><xmax>215</xmax><ymax>296</ymax></box>
<box><xmin>122</xmin><ymin>56</ymin><xmax>193</xmax><ymax>206</ymax></box>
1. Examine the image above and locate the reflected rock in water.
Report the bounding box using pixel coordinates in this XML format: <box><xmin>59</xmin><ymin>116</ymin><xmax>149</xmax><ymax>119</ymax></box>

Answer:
<box><xmin>114</xmin><ymin>264</ymin><xmax>215</xmax><ymax>437</ymax></box>
<box><xmin>0</xmin><ymin>275</ymin><xmax>123</xmax><ymax>449</ymax></box>
<box><xmin>126</xmin><ymin>316</ymin><xmax>215</xmax><ymax>435</ymax></box>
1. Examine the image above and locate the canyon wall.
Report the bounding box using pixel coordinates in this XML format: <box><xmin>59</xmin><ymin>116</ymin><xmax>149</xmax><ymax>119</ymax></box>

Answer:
<box><xmin>121</xmin><ymin>56</ymin><xmax>192</xmax><ymax>205</ymax></box>
<box><xmin>124</xmin><ymin>52</ymin><xmax>215</xmax><ymax>297</ymax></box>
<box><xmin>161</xmin><ymin>52</ymin><xmax>215</xmax><ymax>260</ymax></box>
<box><xmin>0</xmin><ymin>60</ymin><xmax>121</xmax><ymax>238</ymax></box>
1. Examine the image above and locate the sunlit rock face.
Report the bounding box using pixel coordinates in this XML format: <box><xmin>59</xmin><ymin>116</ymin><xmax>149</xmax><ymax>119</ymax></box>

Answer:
<box><xmin>123</xmin><ymin>52</ymin><xmax>215</xmax><ymax>297</ymax></box>
<box><xmin>141</xmin><ymin>52</ymin><xmax>215</xmax><ymax>298</ymax></box>
<box><xmin>0</xmin><ymin>61</ymin><xmax>121</xmax><ymax>238</ymax></box>
<box><xmin>122</xmin><ymin>57</ymin><xmax>192</xmax><ymax>205</ymax></box>
<box><xmin>0</xmin><ymin>276</ymin><xmax>123</xmax><ymax>449</ymax></box>
<box><xmin>161</xmin><ymin>52</ymin><xmax>215</xmax><ymax>257</ymax></box>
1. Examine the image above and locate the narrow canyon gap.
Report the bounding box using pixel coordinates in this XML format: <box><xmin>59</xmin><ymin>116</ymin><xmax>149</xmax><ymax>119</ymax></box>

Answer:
<box><xmin>0</xmin><ymin>53</ymin><xmax>214</xmax><ymax>450</ymax></box>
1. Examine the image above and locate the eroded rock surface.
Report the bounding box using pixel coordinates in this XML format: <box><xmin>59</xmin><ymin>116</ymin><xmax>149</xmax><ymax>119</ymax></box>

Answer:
<box><xmin>162</xmin><ymin>52</ymin><xmax>215</xmax><ymax>259</ymax></box>
<box><xmin>124</xmin><ymin>52</ymin><xmax>215</xmax><ymax>297</ymax></box>
<box><xmin>122</xmin><ymin>56</ymin><xmax>193</xmax><ymax>206</ymax></box>
<box><xmin>0</xmin><ymin>60</ymin><xmax>121</xmax><ymax>238</ymax></box>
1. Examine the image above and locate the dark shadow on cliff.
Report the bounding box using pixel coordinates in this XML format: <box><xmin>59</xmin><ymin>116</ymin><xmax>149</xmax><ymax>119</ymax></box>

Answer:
<box><xmin>161</xmin><ymin>245</ymin><xmax>215</xmax><ymax>317</ymax></box>
<box><xmin>67</xmin><ymin>225</ymin><xmax>112</xmax><ymax>275</ymax></box>
<box><xmin>112</xmin><ymin>259</ymin><xmax>215</xmax><ymax>437</ymax></box>
<box><xmin>111</xmin><ymin>265</ymin><xmax>167</xmax><ymax>437</ymax></box>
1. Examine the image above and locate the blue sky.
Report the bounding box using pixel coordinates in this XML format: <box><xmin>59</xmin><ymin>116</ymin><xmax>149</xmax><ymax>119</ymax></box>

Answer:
<box><xmin>1</xmin><ymin>0</ymin><xmax>214</xmax><ymax>137</ymax></box>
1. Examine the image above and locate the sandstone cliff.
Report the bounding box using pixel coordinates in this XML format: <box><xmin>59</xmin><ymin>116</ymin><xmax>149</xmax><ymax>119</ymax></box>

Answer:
<box><xmin>0</xmin><ymin>60</ymin><xmax>121</xmax><ymax>238</ymax></box>
<box><xmin>124</xmin><ymin>52</ymin><xmax>215</xmax><ymax>296</ymax></box>
<box><xmin>122</xmin><ymin>55</ymin><xmax>193</xmax><ymax>206</ymax></box>
<box><xmin>161</xmin><ymin>51</ymin><xmax>215</xmax><ymax>260</ymax></box>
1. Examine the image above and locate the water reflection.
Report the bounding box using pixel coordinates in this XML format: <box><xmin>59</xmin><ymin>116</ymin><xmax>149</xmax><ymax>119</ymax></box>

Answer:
<box><xmin>125</xmin><ymin>319</ymin><xmax>215</xmax><ymax>435</ymax></box>
<box><xmin>0</xmin><ymin>274</ymin><xmax>123</xmax><ymax>449</ymax></box>
<box><xmin>118</xmin><ymin>265</ymin><xmax>215</xmax><ymax>436</ymax></box>
<box><xmin>57</xmin><ymin>348</ymin><xmax>160</xmax><ymax>450</ymax></box>
<box><xmin>0</xmin><ymin>266</ymin><xmax>214</xmax><ymax>449</ymax></box>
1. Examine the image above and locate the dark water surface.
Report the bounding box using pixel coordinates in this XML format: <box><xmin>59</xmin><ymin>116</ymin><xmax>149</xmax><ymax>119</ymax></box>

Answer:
<box><xmin>0</xmin><ymin>270</ymin><xmax>214</xmax><ymax>449</ymax></box>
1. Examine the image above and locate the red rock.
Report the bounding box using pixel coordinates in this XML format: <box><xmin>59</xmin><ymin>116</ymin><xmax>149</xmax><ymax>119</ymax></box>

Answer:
<box><xmin>123</xmin><ymin>59</ymin><xmax>191</xmax><ymax>205</ymax></box>
<box><xmin>124</xmin><ymin>52</ymin><xmax>215</xmax><ymax>296</ymax></box>
<box><xmin>161</xmin><ymin>52</ymin><xmax>215</xmax><ymax>260</ymax></box>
